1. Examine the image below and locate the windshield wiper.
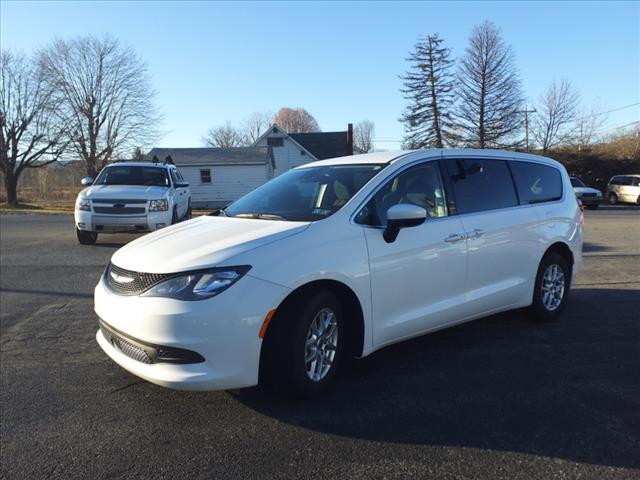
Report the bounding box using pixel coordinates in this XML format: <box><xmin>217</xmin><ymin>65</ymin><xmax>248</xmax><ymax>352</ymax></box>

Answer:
<box><xmin>234</xmin><ymin>213</ymin><xmax>287</xmax><ymax>221</ymax></box>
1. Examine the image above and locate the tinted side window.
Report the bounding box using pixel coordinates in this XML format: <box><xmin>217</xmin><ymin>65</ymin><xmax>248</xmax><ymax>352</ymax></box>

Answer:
<box><xmin>631</xmin><ymin>177</ymin><xmax>640</xmax><ymax>187</ymax></box>
<box><xmin>510</xmin><ymin>162</ymin><xmax>563</xmax><ymax>204</ymax></box>
<box><xmin>169</xmin><ymin>169</ymin><xmax>178</xmax><ymax>185</ymax></box>
<box><xmin>356</xmin><ymin>162</ymin><xmax>447</xmax><ymax>226</ymax></box>
<box><xmin>445</xmin><ymin>159</ymin><xmax>518</xmax><ymax>214</ymax></box>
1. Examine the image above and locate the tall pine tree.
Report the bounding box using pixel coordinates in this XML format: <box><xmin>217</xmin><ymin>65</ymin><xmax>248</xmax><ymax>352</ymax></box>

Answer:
<box><xmin>400</xmin><ymin>34</ymin><xmax>456</xmax><ymax>149</ymax></box>
<box><xmin>456</xmin><ymin>21</ymin><xmax>524</xmax><ymax>148</ymax></box>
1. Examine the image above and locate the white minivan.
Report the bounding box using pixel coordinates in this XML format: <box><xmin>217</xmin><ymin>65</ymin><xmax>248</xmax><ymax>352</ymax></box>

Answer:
<box><xmin>95</xmin><ymin>150</ymin><xmax>583</xmax><ymax>396</ymax></box>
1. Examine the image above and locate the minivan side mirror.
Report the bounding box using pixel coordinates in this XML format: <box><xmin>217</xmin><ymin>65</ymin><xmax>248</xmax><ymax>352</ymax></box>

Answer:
<box><xmin>175</xmin><ymin>180</ymin><xmax>189</xmax><ymax>188</ymax></box>
<box><xmin>383</xmin><ymin>204</ymin><xmax>427</xmax><ymax>243</ymax></box>
<box><xmin>81</xmin><ymin>176</ymin><xmax>94</xmax><ymax>186</ymax></box>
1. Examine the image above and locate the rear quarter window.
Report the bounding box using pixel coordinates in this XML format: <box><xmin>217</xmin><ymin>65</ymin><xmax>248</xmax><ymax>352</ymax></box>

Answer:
<box><xmin>510</xmin><ymin>162</ymin><xmax>563</xmax><ymax>204</ymax></box>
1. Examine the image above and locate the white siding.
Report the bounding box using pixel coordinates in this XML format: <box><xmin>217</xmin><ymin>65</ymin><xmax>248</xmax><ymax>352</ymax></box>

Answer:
<box><xmin>178</xmin><ymin>164</ymin><xmax>271</xmax><ymax>208</ymax></box>
<box><xmin>254</xmin><ymin>133</ymin><xmax>314</xmax><ymax>176</ymax></box>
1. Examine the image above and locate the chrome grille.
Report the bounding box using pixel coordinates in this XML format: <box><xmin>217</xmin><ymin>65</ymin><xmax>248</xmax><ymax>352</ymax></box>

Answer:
<box><xmin>105</xmin><ymin>263</ymin><xmax>173</xmax><ymax>296</ymax></box>
<box><xmin>110</xmin><ymin>334</ymin><xmax>152</xmax><ymax>364</ymax></box>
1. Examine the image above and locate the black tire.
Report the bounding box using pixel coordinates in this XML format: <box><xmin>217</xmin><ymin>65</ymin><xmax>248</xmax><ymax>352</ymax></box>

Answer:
<box><xmin>585</xmin><ymin>204</ymin><xmax>599</xmax><ymax>210</ymax></box>
<box><xmin>262</xmin><ymin>290</ymin><xmax>344</xmax><ymax>397</ymax></box>
<box><xmin>171</xmin><ymin>207</ymin><xmax>178</xmax><ymax>225</ymax></box>
<box><xmin>184</xmin><ymin>203</ymin><xmax>192</xmax><ymax>221</ymax></box>
<box><xmin>76</xmin><ymin>228</ymin><xmax>98</xmax><ymax>245</ymax></box>
<box><xmin>529</xmin><ymin>252</ymin><xmax>570</xmax><ymax>322</ymax></box>
<box><xmin>608</xmin><ymin>193</ymin><xmax>618</xmax><ymax>205</ymax></box>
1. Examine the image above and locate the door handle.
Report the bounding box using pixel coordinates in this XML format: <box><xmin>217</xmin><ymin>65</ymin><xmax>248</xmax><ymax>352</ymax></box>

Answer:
<box><xmin>444</xmin><ymin>233</ymin><xmax>465</xmax><ymax>243</ymax></box>
<box><xmin>470</xmin><ymin>229</ymin><xmax>485</xmax><ymax>238</ymax></box>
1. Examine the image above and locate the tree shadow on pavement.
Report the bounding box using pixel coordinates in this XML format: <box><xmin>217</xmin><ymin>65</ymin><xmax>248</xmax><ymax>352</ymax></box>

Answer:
<box><xmin>231</xmin><ymin>288</ymin><xmax>640</xmax><ymax>469</ymax></box>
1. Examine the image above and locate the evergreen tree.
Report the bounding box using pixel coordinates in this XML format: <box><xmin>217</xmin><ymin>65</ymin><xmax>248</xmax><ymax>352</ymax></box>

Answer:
<box><xmin>400</xmin><ymin>34</ymin><xmax>456</xmax><ymax>149</ymax></box>
<box><xmin>456</xmin><ymin>21</ymin><xmax>524</xmax><ymax>148</ymax></box>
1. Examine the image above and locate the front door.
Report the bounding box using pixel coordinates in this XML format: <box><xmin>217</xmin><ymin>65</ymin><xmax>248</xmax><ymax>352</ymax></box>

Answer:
<box><xmin>356</xmin><ymin>160</ymin><xmax>469</xmax><ymax>347</ymax></box>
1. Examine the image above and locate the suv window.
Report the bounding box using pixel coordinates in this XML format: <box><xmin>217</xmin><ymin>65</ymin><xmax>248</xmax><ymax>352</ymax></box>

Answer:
<box><xmin>356</xmin><ymin>162</ymin><xmax>447</xmax><ymax>226</ymax></box>
<box><xmin>445</xmin><ymin>159</ymin><xmax>518</xmax><ymax>214</ymax></box>
<box><xmin>511</xmin><ymin>162</ymin><xmax>563</xmax><ymax>204</ymax></box>
<box><xmin>169</xmin><ymin>169</ymin><xmax>178</xmax><ymax>185</ymax></box>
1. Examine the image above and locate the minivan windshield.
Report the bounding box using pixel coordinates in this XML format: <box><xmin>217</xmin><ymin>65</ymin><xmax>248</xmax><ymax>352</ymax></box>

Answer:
<box><xmin>570</xmin><ymin>177</ymin><xmax>585</xmax><ymax>188</ymax></box>
<box><xmin>94</xmin><ymin>166</ymin><xmax>170</xmax><ymax>187</ymax></box>
<box><xmin>224</xmin><ymin>164</ymin><xmax>384</xmax><ymax>221</ymax></box>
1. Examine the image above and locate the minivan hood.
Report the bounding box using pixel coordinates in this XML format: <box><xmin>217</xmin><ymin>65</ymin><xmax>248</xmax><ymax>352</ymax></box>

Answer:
<box><xmin>81</xmin><ymin>185</ymin><xmax>168</xmax><ymax>200</ymax></box>
<box><xmin>110</xmin><ymin>216</ymin><xmax>310</xmax><ymax>273</ymax></box>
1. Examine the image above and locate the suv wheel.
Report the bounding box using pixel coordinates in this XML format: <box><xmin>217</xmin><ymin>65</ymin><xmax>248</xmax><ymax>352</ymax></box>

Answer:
<box><xmin>184</xmin><ymin>203</ymin><xmax>192</xmax><ymax>220</ymax></box>
<box><xmin>76</xmin><ymin>228</ymin><xmax>98</xmax><ymax>245</ymax></box>
<box><xmin>171</xmin><ymin>207</ymin><xmax>178</xmax><ymax>225</ymax></box>
<box><xmin>529</xmin><ymin>252</ymin><xmax>570</xmax><ymax>322</ymax></box>
<box><xmin>608</xmin><ymin>192</ymin><xmax>618</xmax><ymax>205</ymax></box>
<box><xmin>262</xmin><ymin>290</ymin><xmax>344</xmax><ymax>397</ymax></box>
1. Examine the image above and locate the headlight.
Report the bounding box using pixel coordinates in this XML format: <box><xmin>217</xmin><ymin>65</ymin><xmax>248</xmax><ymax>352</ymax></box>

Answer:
<box><xmin>76</xmin><ymin>197</ymin><xmax>91</xmax><ymax>211</ymax></box>
<box><xmin>149</xmin><ymin>199</ymin><xmax>169</xmax><ymax>211</ymax></box>
<box><xmin>141</xmin><ymin>266</ymin><xmax>251</xmax><ymax>300</ymax></box>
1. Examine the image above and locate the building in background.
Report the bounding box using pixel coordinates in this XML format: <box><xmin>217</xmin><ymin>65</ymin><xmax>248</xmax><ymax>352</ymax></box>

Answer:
<box><xmin>147</xmin><ymin>123</ymin><xmax>355</xmax><ymax>208</ymax></box>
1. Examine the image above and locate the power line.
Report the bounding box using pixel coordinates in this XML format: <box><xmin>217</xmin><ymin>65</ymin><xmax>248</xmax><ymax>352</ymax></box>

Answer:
<box><xmin>585</xmin><ymin>102</ymin><xmax>640</xmax><ymax>118</ymax></box>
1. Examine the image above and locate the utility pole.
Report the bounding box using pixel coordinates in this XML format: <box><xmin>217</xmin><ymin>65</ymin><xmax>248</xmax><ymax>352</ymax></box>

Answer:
<box><xmin>519</xmin><ymin>107</ymin><xmax>537</xmax><ymax>151</ymax></box>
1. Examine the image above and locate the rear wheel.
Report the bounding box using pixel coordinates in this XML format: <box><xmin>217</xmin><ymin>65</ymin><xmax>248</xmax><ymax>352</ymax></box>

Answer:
<box><xmin>586</xmin><ymin>204</ymin><xmax>599</xmax><ymax>210</ymax></box>
<box><xmin>76</xmin><ymin>228</ymin><xmax>98</xmax><ymax>245</ymax></box>
<box><xmin>608</xmin><ymin>192</ymin><xmax>618</xmax><ymax>205</ymax></box>
<box><xmin>262</xmin><ymin>290</ymin><xmax>344</xmax><ymax>397</ymax></box>
<box><xmin>529</xmin><ymin>252</ymin><xmax>570</xmax><ymax>322</ymax></box>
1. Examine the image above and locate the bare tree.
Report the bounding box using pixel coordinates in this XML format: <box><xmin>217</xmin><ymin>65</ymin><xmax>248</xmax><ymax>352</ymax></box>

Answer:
<box><xmin>202</xmin><ymin>122</ymin><xmax>244</xmax><ymax>148</ymax></box>
<box><xmin>39</xmin><ymin>34</ymin><xmax>160</xmax><ymax>177</ymax></box>
<box><xmin>532</xmin><ymin>80</ymin><xmax>580</xmax><ymax>154</ymax></box>
<box><xmin>354</xmin><ymin>120</ymin><xmax>375</xmax><ymax>153</ymax></box>
<box><xmin>273</xmin><ymin>107</ymin><xmax>320</xmax><ymax>133</ymax></box>
<box><xmin>456</xmin><ymin>21</ymin><xmax>524</xmax><ymax>148</ymax></box>
<box><xmin>0</xmin><ymin>50</ymin><xmax>68</xmax><ymax>206</ymax></box>
<box><xmin>241</xmin><ymin>111</ymin><xmax>272</xmax><ymax>145</ymax></box>
<box><xmin>400</xmin><ymin>34</ymin><xmax>456</xmax><ymax>148</ymax></box>
<box><xmin>571</xmin><ymin>102</ymin><xmax>608</xmax><ymax>151</ymax></box>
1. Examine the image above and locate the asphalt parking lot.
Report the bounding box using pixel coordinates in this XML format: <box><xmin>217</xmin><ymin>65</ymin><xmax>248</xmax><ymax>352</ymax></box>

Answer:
<box><xmin>1</xmin><ymin>207</ymin><xmax>639</xmax><ymax>480</ymax></box>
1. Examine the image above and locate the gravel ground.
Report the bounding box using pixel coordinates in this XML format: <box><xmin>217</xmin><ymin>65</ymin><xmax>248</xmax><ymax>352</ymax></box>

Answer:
<box><xmin>1</xmin><ymin>207</ymin><xmax>639</xmax><ymax>480</ymax></box>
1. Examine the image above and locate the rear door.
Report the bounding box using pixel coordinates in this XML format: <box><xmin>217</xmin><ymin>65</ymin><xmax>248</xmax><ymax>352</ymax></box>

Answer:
<box><xmin>356</xmin><ymin>159</ymin><xmax>468</xmax><ymax>347</ymax></box>
<box><xmin>442</xmin><ymin>156</ymin><xmax>540</xmax><ymax>316</ymax></box>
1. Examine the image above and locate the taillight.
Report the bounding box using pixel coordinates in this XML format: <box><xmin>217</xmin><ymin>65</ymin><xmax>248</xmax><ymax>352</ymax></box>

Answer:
<box><xmin>579</xmin><ymin>210</ymin><xmax>585</xmax><ymax>225</ymax></box>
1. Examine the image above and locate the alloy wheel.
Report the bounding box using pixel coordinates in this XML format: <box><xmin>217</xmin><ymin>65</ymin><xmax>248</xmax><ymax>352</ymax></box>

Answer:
<box><xmin>304</xmin><ymin>308</ymin><xmax>338</xmax><ymax>382</ymax></box>
<box><xmin>541</xmin><ymin>264</ymin><xmax>565</xmax><ymax>311</ymax></box>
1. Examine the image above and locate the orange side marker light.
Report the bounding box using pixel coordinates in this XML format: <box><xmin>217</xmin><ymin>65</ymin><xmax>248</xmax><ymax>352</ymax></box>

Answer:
<box><xmin>258</xmin><ymin>309</ymin><xmax>276</xmax><ymax>338</ymax></box>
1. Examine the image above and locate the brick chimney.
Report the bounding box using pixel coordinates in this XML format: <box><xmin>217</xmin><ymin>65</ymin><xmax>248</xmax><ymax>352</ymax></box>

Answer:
<box><xmin>347</xmin><ymin>123</ymin><xmax>354</xmax><ymax>155</ymax></box>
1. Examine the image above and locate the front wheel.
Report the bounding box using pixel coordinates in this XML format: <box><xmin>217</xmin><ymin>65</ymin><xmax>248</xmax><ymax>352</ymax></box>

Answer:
<box><xmin>608</xmin><ymin>193</ymin><xmax>618</xmax><ymax>205</ymax></box>
<box><xmin>76</xmin><ymin>228</ymin><xmax>98</xmax><ymax>245</ymax></box>
<box><xmin>529</xmin><ymin>252</ymin><xmax>570</xmax><ymax>322</ymax></box>
<box><xmin>171</xmin><ymin>207</ymin><xmax>178</xmax><ymax>225</ymax></box>
<box><xmin>262</xmin><ymin>290</ymin><xmax>344</xmax><ymax>397</ymax></box>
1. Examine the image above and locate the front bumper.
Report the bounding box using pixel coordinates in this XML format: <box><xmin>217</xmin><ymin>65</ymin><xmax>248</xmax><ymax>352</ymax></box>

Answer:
<box><xmin>94</xmin><ymin>273</ymin><xmax>290</xmax><ymax>391</ymax></box>
<box><xmin>578</xmin><ymin>196</ymin><xmax>601</xmax><ymax>206</ymax></box>
<box><xmin>75</xmin><ymin>210</ymin><xmax>171</xmax><ymax>233</ymax></box>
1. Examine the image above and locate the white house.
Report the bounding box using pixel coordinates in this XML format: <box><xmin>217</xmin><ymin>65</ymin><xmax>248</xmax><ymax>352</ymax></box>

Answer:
<box><xmin>252</xmin><ymin>124</ymin><xmax>355</xmax><ymax>176</ymax></box>
<box><xmin>147</xmin><ymin>124</ymin><xmax>355</xmax><ymax>208</ymax></box>
<box><xmin>147</xmin><ymin>147</ymin><xmax>275</xmax><ymax>208</ymax></box>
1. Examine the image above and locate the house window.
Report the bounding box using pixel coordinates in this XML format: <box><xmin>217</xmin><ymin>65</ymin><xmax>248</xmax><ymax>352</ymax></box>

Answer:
<box><xmin>300</xmin><ymin>150</ymin><xmax>306</xmax><ymax>156</ymax></box>
<box><xmin>267</xmin><ymin>137</ymin><xmax>284</xmax><ymax>147</ymax></box>
<box><xmin>200</xmin><ymin>169</ymin><xmax>211</xmax><ymax>184</ymax></box>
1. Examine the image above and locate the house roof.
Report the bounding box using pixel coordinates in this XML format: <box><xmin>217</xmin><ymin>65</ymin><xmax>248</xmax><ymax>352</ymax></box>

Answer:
<box><xmin>289</xmin><ymin>131</ymin><xmax>351</xmax><ymax>160</ymax></box>
<box><xmin>146</xmin><ymin>147</ymin><xmax>275</xmax><ymax>168</ymax></box>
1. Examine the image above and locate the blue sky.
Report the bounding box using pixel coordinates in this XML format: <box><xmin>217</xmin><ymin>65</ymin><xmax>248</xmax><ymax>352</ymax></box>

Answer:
<box><xmin>2</xmin><ymin>1</ymin><xmax>638</xmax><ymax>150</ymax></box>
